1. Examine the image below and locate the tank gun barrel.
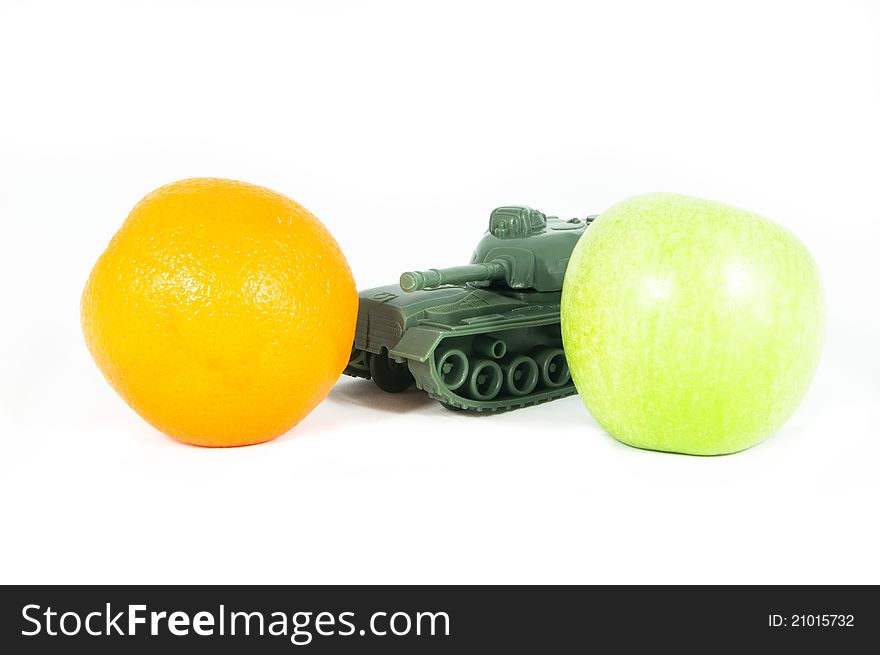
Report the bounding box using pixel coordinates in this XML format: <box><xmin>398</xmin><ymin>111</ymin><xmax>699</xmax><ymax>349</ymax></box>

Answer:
<box><xmin>400</xmin><ymin>261</ymin><xmax>507</xmax><ymax>293</ymax></box>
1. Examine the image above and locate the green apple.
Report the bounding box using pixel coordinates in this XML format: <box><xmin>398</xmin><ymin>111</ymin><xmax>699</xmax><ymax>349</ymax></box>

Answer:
<box><xmin>561</xmin><ymin>193</ymin><xmax>824</xmax><ymax>455</ymax></box>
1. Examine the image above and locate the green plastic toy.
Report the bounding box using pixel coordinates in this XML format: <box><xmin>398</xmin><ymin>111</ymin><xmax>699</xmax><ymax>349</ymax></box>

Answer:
<box><xmin>344</xmin><ymin>206</ymin><xmax>595</xmax><ymax>411</ymax></box>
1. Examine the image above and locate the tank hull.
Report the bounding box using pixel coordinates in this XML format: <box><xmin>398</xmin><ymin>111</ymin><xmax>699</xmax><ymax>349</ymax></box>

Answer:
<box><xmin>343</xmin><ymin>283</ymin><xmax>576</xmax><ymax>411</ymax></box>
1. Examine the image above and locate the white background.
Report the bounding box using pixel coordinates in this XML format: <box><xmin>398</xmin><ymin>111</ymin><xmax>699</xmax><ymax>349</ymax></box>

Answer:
<box><xmin>1</xmin><ymin>0</ymin><xmax>878</xmax><ymax>584</ymax></box>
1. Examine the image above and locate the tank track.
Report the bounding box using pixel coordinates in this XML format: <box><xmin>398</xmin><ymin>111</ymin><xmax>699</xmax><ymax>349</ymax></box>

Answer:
<box><xmin>343</xmin><ymin>350</ymin><xmax>577</xmax><ymax>412</ymax></box>
<box><xmin>430</xmin><ymin>384</ymin><xmax>577</xmax><ymax>413</ymax></box>
<box><xmin>403</xmin><ymin>330</ymin><xmax>576</xmax><ymax>412</ymax></box>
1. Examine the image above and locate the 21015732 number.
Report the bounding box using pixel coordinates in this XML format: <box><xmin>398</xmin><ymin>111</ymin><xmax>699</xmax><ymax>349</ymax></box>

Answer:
<box><xmin>768</xmin><ymin>614</ymin><xmax>854</xmax><ymax>628</ymax></box>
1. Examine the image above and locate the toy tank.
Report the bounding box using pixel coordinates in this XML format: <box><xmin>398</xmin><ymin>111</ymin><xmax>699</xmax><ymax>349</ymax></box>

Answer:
<box><xmin>344</xmin><ymin>205</ymin><xmax>596</xmax><ymax>411</ymax></box>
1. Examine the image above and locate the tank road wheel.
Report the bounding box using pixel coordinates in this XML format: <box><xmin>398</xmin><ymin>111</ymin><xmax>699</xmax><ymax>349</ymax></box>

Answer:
<box><xmin>533</xmin><ymin>347</ymin><xmax>571</xmax><ymax>388</ymax></box>
<box><xmin>436</xmin><ymin>348</ymin><xmax>469</xmax><ymax>391</ymax></box>
<box><xmin>344</xmin><ymin>347</ymin><xmax>371</xmax><ymax>378</ymax></box>
<box><xmin>502</xmin><ymin>355</ymin><xmax>539</xmax><ymax>396</ymax></box>
<box><xmin>369</xmin><ymin>351</ymin><xmax>415</xmax><ymax>393</ymax></box>
<box><xmin>467</xmin><ymin>359</ymin><xmax>503</xmax><ymax>401</ymax></box>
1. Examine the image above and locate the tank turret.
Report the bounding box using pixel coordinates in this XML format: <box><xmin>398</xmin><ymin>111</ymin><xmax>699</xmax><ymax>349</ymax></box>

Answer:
<box><xmin>344</xmin><ymin>205</ymin><xmax>596</xmax><ymax>412</ymax></box>
<box><xmin>400</xmin><ymin>206</ymin><xmax>592</xmax><ymax>293</ymax></box>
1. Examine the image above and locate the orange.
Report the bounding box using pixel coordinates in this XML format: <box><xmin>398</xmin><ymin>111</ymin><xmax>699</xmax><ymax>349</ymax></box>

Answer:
<box><xmin>81</xmin><ymin>178</ymin><xmax>358</xmax><ymax>447</ymax></box>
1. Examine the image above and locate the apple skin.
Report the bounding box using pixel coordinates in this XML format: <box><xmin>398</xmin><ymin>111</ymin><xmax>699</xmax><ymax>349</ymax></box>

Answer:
<box><xmin>561</xmin><ymin>193</ymin><xmax>824</xmax><ymax>455</ymax></box>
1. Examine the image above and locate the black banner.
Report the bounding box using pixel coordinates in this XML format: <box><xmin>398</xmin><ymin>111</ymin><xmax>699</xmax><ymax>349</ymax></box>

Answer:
<box><xmin>1</xmin><ymin>585</ymin><xmax>876</xmax><ymax>652</ymax></box>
